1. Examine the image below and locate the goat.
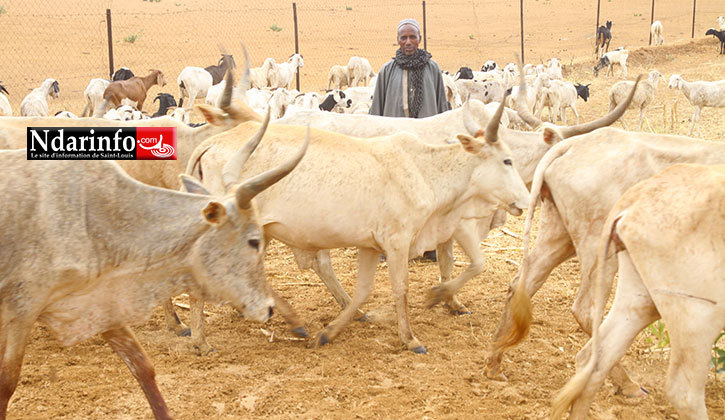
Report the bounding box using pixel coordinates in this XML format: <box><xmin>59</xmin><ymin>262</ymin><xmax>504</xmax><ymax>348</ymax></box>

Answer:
<box><xmin>481</xmin><ymin>60</ymin><xmax>498</xmax><ymax>72</ymax></box>
<box><xmin>650</xmin><ymin>20</ymin><xmax>664</xmax><ymax>45</ymax></box>
<box><xmin>705</xmin><ymin>28</ymin><xmax>725</xmax><ymax>54</ymax></box>
<box><xmin>112</xmin><ymin>67</ymin><xmax>135</xmax><ymax>81</ymax></box>
<box><xmin>169</xmin><ymin>107</ymin><xmax>190</xmax><ymax>124</ymax></box>
<box><xmin>328</xmin><ymin>64</ymin><xmax>349</xmax><ymax>90</ymax></box>
<box><xmin>546</xmin><ymin>58</ymin><xmax>563</xmax><ymax>80</ymax></box>
<box><xmin>537</xmin><ymin>80</ymin><xmax>582</xmax><ymax>125</ymax></box>
<box><xmin>293</xmin><ymin>92</ymin><xmax>322</xmax><ymax>110</ymax></box>
<box><xmin>718</xmin><ymin>16</ymin><xmax>725</xmax><ymax>30</ymax></box>
<box><xmin>270</xmin><ymin>53</ymin><xmax>304</xmax><ymax>89</ymax></box>
<box><xmin>595</xmin><ymin>20</ymin><xmax>613</xmax><ymax>58</ymax></box>
<box><xmin>177</xmin><ymin>55</ymin><xmax>234</xmax><ymax>108</ymax></box>
<box><xmin>441</xmin><ymin>71</ymin><xmax>462</xmax><ymax>108</ymax></box>
<box><xmin>319</xmin><ymin>89</ymin><xmax>351</xmax><ymax>112</ymax></box>
<box><xmin>20</xmin><ymin>78</ymin><xmax>59</xmax><ymax>117</ymax></box>
<box><xmin>593</xmin><ymin>47</ymin><xmax>628</xmax><ymax>78</ymax></box>
<box><xmin>81</xmin><ymin>78</ymin><xmax>110</xmax><ymax>117</ymax></box>
<box><xmin>0</xmin><ymin>83</ymin><xmax>11</xmax><ymax>116</ymax></box>
<box><xmin>151</xmin><ymin>93</ymin><xmax>178</xmax><ymax>117</ymax></box>
<box><xmin>574</xmin><ymin>83</ymin><xmax>591</xmax><ymax>102</ymax></box>
<box><xmin>454</xmin><ymin>66</ymin><xmax>474</xmax><ymax>80</ymax></box>
<box><xmin>668</xmin><ymin>74</ymin><xmax>725</xmax><ymax>136</ymax></box>
<box><xmin>102</xmin><ymin>70</ymin><xmax>165</xmax><ymax>112</ymax></box>
<box><xmin>250</xmin><ymin>58</ymin><xmax>277</xmax><ymax>88</ymax></box>
<box><xmin>609</xmin><ymin>70</ymin><xmax>665</xmax><ymax>131</ymax></box>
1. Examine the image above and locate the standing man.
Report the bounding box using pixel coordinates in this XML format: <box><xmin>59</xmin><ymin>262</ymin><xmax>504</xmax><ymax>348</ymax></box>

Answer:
<box><xmin>369</xmin><ymin>18</ymin><xmax>450</xmax><ymax>118</ymax></box>
<box><xmin>370</xmin><ymin>18</ymin><xmax>450</xmax><ymax>262</ymax></box>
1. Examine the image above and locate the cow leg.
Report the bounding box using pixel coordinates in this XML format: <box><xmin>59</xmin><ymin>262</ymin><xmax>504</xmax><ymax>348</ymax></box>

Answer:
<box><xmin>432</xmin><ymin>238</ymin><xmax>472</xmax><ymax>314</ymax></box>
<box><xmin>188</xmin><ymin>294</ymin><xmax>213</xmax><ymax>355</ymax></box>
<box><xmin>571</xmin><ymin>239</ymin><xmax>647</xmax><ymax>398</ymax></box>
<box><xmin>387</xmin><ymin>247</ymin><xmax>427</xmax><ymax>354</ymax></box>
<box><xmin>427</xmin><ymin>220</ymin><xmax>484</xmax><ymax>314</ymax></box>
<box><xmin>312</xmin><ymin>248</ymin><xmax>377</xmax><ymax>348</ymax></box>
<box><xmin>567</xmin><ymin>254</ymin><xmax>657</xmax><ymax>419</ymax></box>
<box><xmin>102</xmin><ymin>326</ymin><xmax>173</xmax><ymax>420</ymax></box>
<box><xmin>162</xmin><ymin>298</ymin><xmax>190</xmax><ymax>337</ymax></box>
<box><xmin>291</xmin><ymin>247</ymin><xmax>367</xmax><ymax>321</ymax></box>
<box><xmin>0</xmin><ymin>311</ymin><xmax>34</xmax><ymax>420</ymax></box>
<box><xmin>661</xmin><ymin>303</ymin><xmax>721</xmax><ymax>420</ymax></box>
<box><xmin>486</xmin><ymin>200</ymin><xmax>576</xmax><ymax>380</ymax></box>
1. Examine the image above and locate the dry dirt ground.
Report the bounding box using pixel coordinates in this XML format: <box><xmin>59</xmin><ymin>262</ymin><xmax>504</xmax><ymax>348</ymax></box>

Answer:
<box><xmin>3</xmin><ymin>1</ymin><xmax>725</xmax><ymax>419</ymax></box>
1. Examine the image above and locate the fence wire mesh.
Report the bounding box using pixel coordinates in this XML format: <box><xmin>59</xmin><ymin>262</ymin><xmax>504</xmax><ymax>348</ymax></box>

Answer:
<box><xmin>0</xmin><ymin>0</ymin><xmax>722</xmax><ymax>116</ymax></box>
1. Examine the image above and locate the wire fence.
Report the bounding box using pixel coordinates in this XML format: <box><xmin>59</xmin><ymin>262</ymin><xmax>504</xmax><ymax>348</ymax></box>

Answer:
<box><xmin>0</xmin><ymin>0</ymin><xmax>722</xmax><ymax>115</ymax></box>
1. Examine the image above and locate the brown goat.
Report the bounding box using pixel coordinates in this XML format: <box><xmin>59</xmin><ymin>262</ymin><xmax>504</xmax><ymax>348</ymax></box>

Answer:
<box><xmin>103</xmin><ymin>69</ymin><xmax>166</xmax><ymax>111</ymax></box>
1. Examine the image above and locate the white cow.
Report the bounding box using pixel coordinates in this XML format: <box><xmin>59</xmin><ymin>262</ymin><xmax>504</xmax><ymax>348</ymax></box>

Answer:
<box><xmin>0</xmin><ymin>128</ymin><xmax>308</xmax><ymax>418</ymax></box>
<box><xmin>552</xmin><ymin>163</ymin><xmax>725</xmax><ymax>420</ymax></box>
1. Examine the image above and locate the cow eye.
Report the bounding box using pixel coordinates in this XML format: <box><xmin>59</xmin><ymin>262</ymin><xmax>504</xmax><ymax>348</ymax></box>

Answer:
<box><xmin>504</xmin><ymin>159</ymin><xmax>512</xmax><ymax>166</ymax></box>
<box><xmin>248</xmin><ymin>239</ymin><xmax>260</xmax><ymax>250</ymax></box>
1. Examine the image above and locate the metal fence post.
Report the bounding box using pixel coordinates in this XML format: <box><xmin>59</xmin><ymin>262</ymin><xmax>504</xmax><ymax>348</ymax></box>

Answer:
<box><xmin>595</xmin><ymin>0</ymin><xmax>601</xmax><ymax>43</ymax></box>
<box><xmin>520</xmin><ymin>0</ymin><xmax>524</xmax><ymax>62</ymax></box>
<box><xmin>106</xmin><ymin>8</ymin><xmax>114</xmax><ymax>79</ymax></box>
<box><xmin>691</xmin><ymin>0</ymin><xmax>696</xmax><ymax>38</ymax></box>
<box><xmin>648</xmin><ymin>0</ymin><xmax>655</xmax><ymax>45</ymax></box>
<box><xmin>293</xmin><ymin>2</ymin><xmax>300</xmax><ymax>91</ymax></box>
<box><xmin>422</xmin><ymin>1</ymin><xmax>427</xmax><ymax>51</ymax></box>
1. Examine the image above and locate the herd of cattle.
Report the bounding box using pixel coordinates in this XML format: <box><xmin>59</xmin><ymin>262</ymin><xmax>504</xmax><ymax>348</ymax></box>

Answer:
<box><xmin>0</xmin><ymin>39</ymin><xmax>723</xmax><ymax>420</ymax></box>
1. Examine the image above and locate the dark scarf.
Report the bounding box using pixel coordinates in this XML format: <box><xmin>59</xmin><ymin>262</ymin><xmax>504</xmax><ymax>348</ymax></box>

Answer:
<box><xmin>394</xmin><ymin>48</ymin><xmax>431</xmax><ymax>118</ymax></box>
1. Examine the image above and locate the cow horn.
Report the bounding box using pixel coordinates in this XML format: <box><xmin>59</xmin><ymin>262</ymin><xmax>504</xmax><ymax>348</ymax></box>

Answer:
<box><xmin>514</xmin><ymin>54</ymin><xmax>543</xmax><ymax>130</ymax></box>
<box><xmin>219</xmin><ymin>52</ymin><xmax>235</xmax><ymax>111</ymax></box>
<box><xmin>222</xmin><ymin>107</ymin><xmax>271</xmax><ymax>190</ymax></box>
<box><xmin>236</xmin><ymin>124</ymin><xmax>310</xmax><ymax>210</ymax></box>
<box><xmin>484</xmin><ymin>92</ymin><xmax>508</xmax><ymax>143</ymax></box>
<box><xmin>558</xmin><ymin>74</ymin><xmax>643</xmax><ymax>139</ymax></box>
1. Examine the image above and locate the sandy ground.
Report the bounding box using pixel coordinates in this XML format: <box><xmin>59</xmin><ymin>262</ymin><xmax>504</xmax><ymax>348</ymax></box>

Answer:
<box><xmin>2</xmin><ymin>1</ymin><xmax>725</xmax><ymax>419</ymax></box>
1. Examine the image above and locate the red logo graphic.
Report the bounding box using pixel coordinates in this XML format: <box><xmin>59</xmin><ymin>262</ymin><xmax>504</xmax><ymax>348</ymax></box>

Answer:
<box><xmin>136</xmin><ymin>127</ymin><xmax>177</xmax><ymax>160</ymax></box>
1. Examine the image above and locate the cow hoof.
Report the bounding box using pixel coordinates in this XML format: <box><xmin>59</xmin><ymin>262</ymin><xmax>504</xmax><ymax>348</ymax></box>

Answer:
<box><xmin>618</xmin><ymin>383</ymin><xmax>649</xmax><ymax>398</ymax></box>
<box><xmin>411</xmin><ymin>345</ymin><xmax>427</xmax><ymax>354</ymax></box>
<box><xmin>290</xmin><ymin>326</ymin><xmax>309</xmax><ymax>338</ymax></box>
<box><xmin>485</xmin><ymin>369</ymin><xmax>508</xmax><ymax>382</ymax></box>
<box><xmin>319</xmin><ymin>333</ymin><xmax>329</xmax><ymax>346</ymax></box>
<box><xmin>447</xmin><ymin>305</ymin><xmax>471</xmax><ymax>316</ymax></box>
<box><xmin>177</xmin><ymin>328</ymin><xmax>191</xmax><ymax>337</ymax></box>
<box><xmin>425</xmin><ymin>287</ymin><xmax>446</xmax><ymax>309</ymax></box>
<box><xmin>193</xmin><ymin>345</ymin><xmax>216</xmax><ymax>356</ymax></box>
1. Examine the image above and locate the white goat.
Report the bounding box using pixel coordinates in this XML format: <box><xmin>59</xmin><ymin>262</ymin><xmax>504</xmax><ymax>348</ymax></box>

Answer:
<box><xmin>456</xmin><ymin>79</ymin><xmax>505</xmax><ymax>105</ymax></box>
<box><xmin>650</xmin><ymin>20</ymin><xmax>664</xmax><ymax>45</ymax></box>
<box><xmin>0</xmin><ymin>83</ymin><xmax>12</xmax><ymax>116</ymax></box>
<box><xmin>177</xmin><ymin>67</ymin><xmax>214</xmax><ymax>109</ymax></box>
<box><xmin>270</xmin><ymin>54</ymin><xmax>304</xmax><ymax>89</ymax></box>
<box><xmin>668</xmin><ymin>74</ymin><xmax>725</xmax><ymax>136</ymax></box>
<box><xmin>328</xmin><ymin>64</ymin><xmax>349</xmax><ymax>90</ymax></box>
<box><xmin>546</xmin><ymin>58</ymin><xmax>563</xmax><ymax>80</ymax></box>
<box><xmin>593</xmin><ymin>47</ymin><xmax>628</xmax><ymax>78</ymax></box>
<box><xmin>250</xmin><ymin>58</ymin><xmax>277</xmax><ymax>89</ymax></box>
<box><xmin>609</xmin><ymin>70</ymin><xmax>665</xmax><ymax>131</ymax></box>
<box><xmin>81</xmin><ymin>78</ymin><xmax>110</xmax><ymax>117</ymax></box>
<box><xmin>717</xmin><ymin>16</ymin><xmax>725</xmax><ymax>30</ymax></box>
<box><xmin>20</xmin><ymin>78</ymin><xmax>60</xmax><ymax>117</ymax></box>
<box><xmin>347</xmin><ymin>56</ymin><xmax>375</xmax><ymax>87</ymax></box>
<box><xmin>205</xmin><ymin>79</ymin><xmax>226</xmax><ymax>107</ymax></box>
<box><xmin>537</xmin><ymin>80</ymin><xmax>581</xmax><ymax>125</ymax></box>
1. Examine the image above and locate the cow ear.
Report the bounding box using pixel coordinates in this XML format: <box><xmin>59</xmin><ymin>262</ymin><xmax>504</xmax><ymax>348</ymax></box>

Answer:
<box><xmin>179</xmin><ymin>174</ymin><xmax>210</xmax><ymax>195</ymax></box>
<box><xmin>202</xmin><ymin>201</ymin><xmax>227</xmax><ymax>225</ymax></box>
<box><xmin>196</xmin><ymin>104</ymin><xmax>227</xmax><ymax>126</ymax></box>
<box><xmin>542</xmin><ymin>127</ymin><xmax>563</xmax><ymax>145</ymax></box>
<box><xmin>456</xmin><ymin>134</ymin><xmax>483</xmax><ymax>153</ymax></box>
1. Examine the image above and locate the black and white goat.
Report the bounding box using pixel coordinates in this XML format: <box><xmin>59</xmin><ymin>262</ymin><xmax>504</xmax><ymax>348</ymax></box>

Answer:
<box><xmin>319</xmin><ymin>89</ymin><xmax>351</xmax><ymax>112</ymax></box>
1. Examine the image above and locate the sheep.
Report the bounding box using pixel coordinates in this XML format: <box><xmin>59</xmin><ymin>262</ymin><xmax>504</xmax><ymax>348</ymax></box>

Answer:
<box><xmin>249</xmin><ymin>58</ymin><xmax>277</xmax><ymax>88</ymax></box>
<box><xmin>595</xmin><ymin>20</ymin><xmax>613</xmax><ymax>58</ymax></box>
<box><xmin>20</xmin><ymin>78</ymin><xmax>60</xmax><ymax>117</ymax></box>
<box><xmin>328</xmin><ymin>64</ymin><xmax>349</xmax><ymax>90</ymax></box>
<box><xmin>705</xmin><ymin>28</ymin><xmax>725</xmax><ymax>55</ymax></box>
<box><xmin>650</xmin><ymin>20</ymin><xmax>664</xmax><ymax>45</ymax></box>
<box><xmin>593</xmin><ymin>47</ymin><xmax>628</xmax><ymax>78</ymax></box>
<box><xmin>103</xmin><ymin>104</ymin><xmax>137</xmax><ymax>121</ymax></box>
<box><xmin>608</xmin><ymin>69</ymin><xmax>665</xmax><ymax>131</ymax></box>
<box><xmin>718</xmin><ymin>16</ymin><xmax>725</xmax><ymax>30</ymax></box>
<box><xmin>269</xmin><ymin>53</ymin><xmax>304</xmax><ymax>89</ymax></box>
<box><xmin>347</xmin><ymin>56</ymin><xmax>375</xmax><ymax>87</ymax></box>
<box><xmin>102</xmin><ymin>70</ymin><xmax>165</xmax><ymax>113</ymax></box>
<box><xmin>0</xmin><ymin>83</ymin><xmax>12</xmax><ymax>116</ymax></box>
<box><xmin>668</xmin><ymin>74</ymin><xmax>725</xmax><ymax>136</ymax></box>
<box><xmin>112</xmin><ymin>67</ymin><xmax>135</xmax><ymax>81</ymax></box>
<box><xmin>151</xmin><ymin>93</ymin><xmax>178</xmax><ymax>117</ymax></box>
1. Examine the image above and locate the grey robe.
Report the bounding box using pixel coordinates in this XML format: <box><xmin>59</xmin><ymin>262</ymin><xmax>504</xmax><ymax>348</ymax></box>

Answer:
<box><xmin>369</xmin><ymin>58</ymin><xmax>450</xmax><ymax>118</ymax></box>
